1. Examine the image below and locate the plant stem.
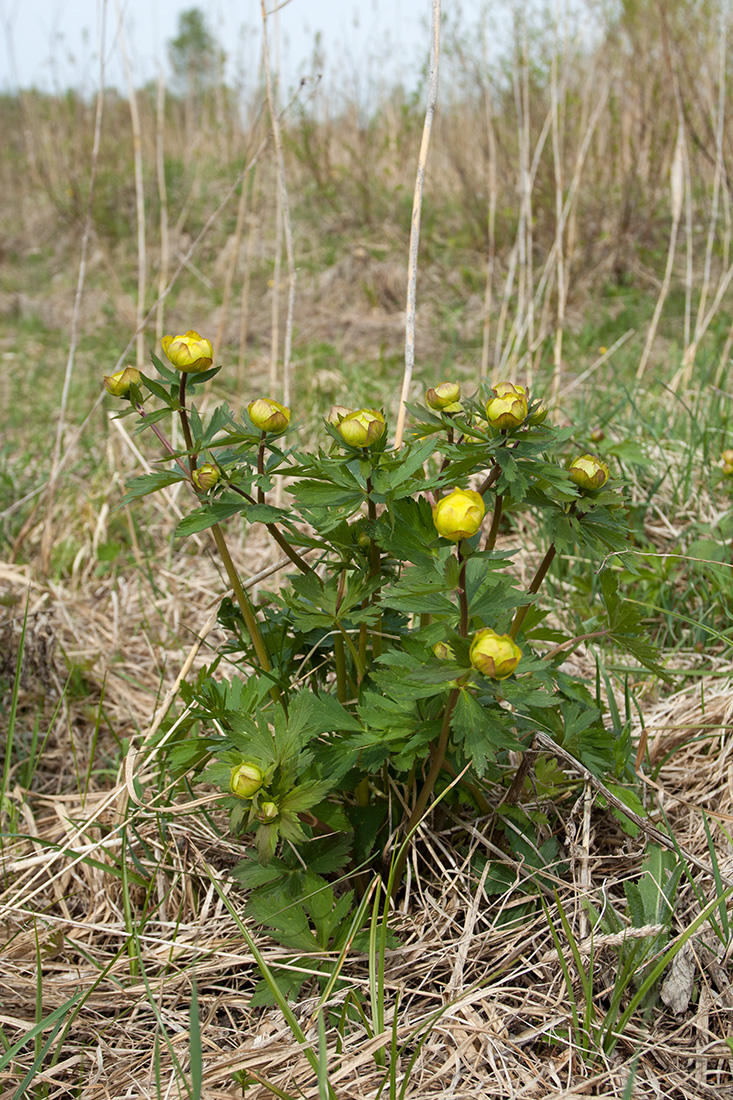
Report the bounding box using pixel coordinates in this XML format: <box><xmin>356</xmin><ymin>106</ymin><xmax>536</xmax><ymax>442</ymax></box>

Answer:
<box><xmin>457</xmin><ymin>544</ymin><xmax>469</xmax><ymax>637</ymax></box>
<box><xmin>334</xmin><ymin>633</ymin><xmax>348</xmax><ymax>703</ymax></box>
<box><xmin>484</xmin><ymin>493</ymin><xmax>503</xmax><ymax>552</ymax></box>
<box><xmin>366</xmin><ymin>476</ymin><xmax>383</xmax><ymax>659</ymax></box>
<box><xmin>477</xmin><ymin>463</ymin><xmax>502</xmax><ymax>496</ymax></box>
<box><xmin>178</xmin><ymin>374</ymin><xmax>197</xmax><ymax>473</ymax></box>
<box><xmin>135</xmin><ymin>403</ymin><xmax>190</xmax><ymax>479</ymax></box>
<box><xmin>210</xmin><ymin>522</ymin><xmax>277</xmax><ymax>701</ymax></box>
<box><xmin>391</xmin><ymin>686</ymin><xmax>461</xmax><ymax>892</ymax></box>
<box><xmin>509</xmin><ymin>543</ymin><xmax>557</xmax><ymax>640</ymax></box>
<box><xmin>257</xmin><ymin>433</ymin><xmax>266</xmax><ymax>504</ymax></box>
<box><xmin>226</xmin><ymin>482</ymin><xmax>313</xmax><ymax>575</ymax></box>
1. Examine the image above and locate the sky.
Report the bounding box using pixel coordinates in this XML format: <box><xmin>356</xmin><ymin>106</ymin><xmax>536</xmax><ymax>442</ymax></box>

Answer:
<box><xmin>0</xmin><ymin>0</ymin><xmax>496</xmax><ymax>95</ymax></box>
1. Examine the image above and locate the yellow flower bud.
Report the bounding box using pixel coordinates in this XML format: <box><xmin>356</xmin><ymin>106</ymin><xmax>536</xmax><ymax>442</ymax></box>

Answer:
<box><xmin>469</xmin><ymin>628</ymin><xmax>522</xmax><ymax>679</ymax></box>
<box><xmin>326</xmin><ymin>405</ymin><xmax>352</xmax><ymax>426</ymax></box>
<box><xmin>248</xmin><ymin>397</ymin><xmax>291</xmax><ymax>434</ymax></box>
<box><xmin>433</xmin><ymin>487</ymin><xmax>485</xmax><ymax>541</ymax></box>
<box><xmin>337</xmin><ymin>408</ymin><xmax>386</xmax><ymax>448</ymax></box>
<box><xmin>486</xmin><ymin>382</ymin><xmax>528</xmax><ymax>430</ymax></box>
<box><xmin>103</xmin><ymin>367</ymin><xmax>141</xmax><ymax>397</ymax></box>
<box><xmin>590</xmin><ymin>428</ymin><xmax>606</xmax><ymax>444</ymax></box>
<box><xmin>258</xmin><ymin>800</ymin><xmax>279</xmax><ymax>822</ymax></box>
<box><xmin>161</xmin><ymin>330</ymin><xmax>214</xmax><ymax>373</ymax></box>
<box><xmin>426</xmin><ymin>382</ymin><xmax>461</xmax><ymax>410</ymax></box>
<box><xmin>192</xmin><ymin>463</ymin><xmax>220</xmax><ymax>491</ymax></box>
<box><xmin>230</xmin><ymin>762</ymin><xmax>264</xmax><ymax>799</ymax></box>
<box><xmin>722</xmin><ymin>450</ymin><xmax>733</xmax><ymax>475</ymax></box>
<box><xmin>432</xmin><ymin>641</ymin><xmax>456</xmax><ymax>660</ymax></box>
<box><xmin>568</xmin><ymin>454</ymin><xmax>610</xmax><ymax>491</ymax></box>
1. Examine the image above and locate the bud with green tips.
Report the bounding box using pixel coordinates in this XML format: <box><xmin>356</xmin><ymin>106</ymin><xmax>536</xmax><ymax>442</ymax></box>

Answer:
<box><xmin>433</xmin><ymin>487</ymin><xmax>485</xmax><ymax>541</ymax></box>
<box><xmin>248</xmin><ymin>397</ymin><xmax>290</xmax><ymax>434</ymax></box>
<box><xmin>568</xmin><ymin>454</ymin><xmax>610</xmax><ymax>491</ymax></box>
<box><xmin>433</xmin><ymin>641</ymin><xmax>456</xmax><ymax>661</ymax></box>
<box><xmin>230</xmin><ymin>762</ymin><xmax>265</xmax><ymax>799</ymax></box>
<box><xmin>469</xmin><ymin>628</ymin><xmax>522</xmax><ymax>679</ymax></box>
<box><xmin>486</xmin><ymin>382</ymin><xmax>528</xmax><ymax>430</ymax></box>
<box><xmin>426</xmin><ymin>382</ymin><xmax>461</xmax><ymax>410</ymax></box>
<box><xmin>192</xmin><ymin>463</ymin><xmax>220</xmax><ymax>492</ymax></box>
<box><xmin>161</xmin><ymin>330</ymin><xmax>213</xmax><ymax>373</ymax></box>
<box><xmin>337</xmin><ymin>408</ymin><xmax>386</xmax><ymax>448</ymax></box>
<box><xmin>258</xmin><ymin>800</ymin><xmax>279</xmax><ymax>822</ymax></box>
<box><xmin>103</xmin><ymin>366</ymin><xmax>141</xmax><ymax>397</ymax></box>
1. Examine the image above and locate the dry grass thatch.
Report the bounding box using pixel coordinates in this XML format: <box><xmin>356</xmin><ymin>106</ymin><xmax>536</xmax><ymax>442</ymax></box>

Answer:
<box><xmin>3</xmin><ymin>495</ymin><xmax>733</xmax><ymax>1099</ymax></box>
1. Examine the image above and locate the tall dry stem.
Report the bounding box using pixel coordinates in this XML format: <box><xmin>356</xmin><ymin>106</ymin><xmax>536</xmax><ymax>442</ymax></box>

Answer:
<box><xmin>260</xmin><ymin>0</ymin><xmax>297</xmax><ymax>406</ymax></box>
<box><xmin>155</xmin><ymin>70</ymin><xmax>170</xmax><ymax>345</ymax></box>
<box><xmin>39</xmin><ymin>0</ymin><xmax>108</xmax><ymax>573</ymax></box>
<box><xmin>394</xmin><ymin>0</ymin><xmax>442</xmax><ymax>449</ymax></box>
<box><xmin>118</xmin><ymin>6</ymin><xmax>147</xmax><ymax>370</ymax></box>
<box><xmin>636</xmin><ymin>121</ymin><xmax>685</xmax><ymax>382</ymax></box>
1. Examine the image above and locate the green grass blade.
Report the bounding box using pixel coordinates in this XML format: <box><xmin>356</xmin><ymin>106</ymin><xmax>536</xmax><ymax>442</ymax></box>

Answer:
<box><xmin>189</xmin><ymin>980</ymin><xmax>202</xmax><ymax>1100</ymax></box>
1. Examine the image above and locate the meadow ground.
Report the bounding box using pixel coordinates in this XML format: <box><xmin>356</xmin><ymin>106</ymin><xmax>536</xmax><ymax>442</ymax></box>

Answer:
<box><xmin>3</xmin><ymin>2</ymin><xmax>733</xmax><ymax>1096</ymax></box>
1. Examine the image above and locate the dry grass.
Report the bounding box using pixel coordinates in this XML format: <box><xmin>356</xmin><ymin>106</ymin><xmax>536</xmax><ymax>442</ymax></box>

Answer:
<box><xmin>3</xmin><ymin>500</ymin><xmax>733</xmax><ymax>1097</ymax></box>
<box><xmin>4</xmin><ymin>2</ymin><xmax>733</xmax><ymax>1096</ymax></box>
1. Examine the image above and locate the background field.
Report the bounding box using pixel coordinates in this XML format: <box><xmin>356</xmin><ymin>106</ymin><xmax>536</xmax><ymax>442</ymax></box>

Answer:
<box><xmin>3</xmin><ymin>1</ymin><xmax>733</xmax><ymax>1097</ymax></box>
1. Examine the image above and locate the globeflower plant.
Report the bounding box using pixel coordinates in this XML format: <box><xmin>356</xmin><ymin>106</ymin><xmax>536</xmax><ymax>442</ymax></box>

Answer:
<box><xmin>112</xmin><ymin>333</ymin><xmax>644</xmax><ymax>920</ymax></box>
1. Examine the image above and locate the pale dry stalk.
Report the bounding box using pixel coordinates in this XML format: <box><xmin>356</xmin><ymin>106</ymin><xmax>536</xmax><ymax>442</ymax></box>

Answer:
<box><xmin>155</xmin><ymin>69</ymin><xmax>170</xmax><ymax>344</ymax></box>
<box><xmin>260</xmin><ymin>0</ymin><xmax>297</xmax><ymax>406</ymax></box>
<box><xmin>39</xmin><ymin>0</ymin><xmax>108</xmax><ymax>574</ymax></box>
<box><xmin>479</xmin><ymin>29</ymin><xmax>498</xmax><ymax>380</ymax></box>
<box><xmin>636</xmin><ymin>121</ymin><xmax>685</xmax><ymax>381</ymax></box>
<box><xmin>118</xmin><ymin>7</ymin><xmax>147</xmax><ymax>371</ymax></box>
<box><xmin>550</xmin><ymin>0</ymin><xmax>566</xmax><ymax>397</ymax></box>
<box><xmin>394</xmin><ymin>0</ymin><xmax>442</xmax><ymax>450</ymax></box>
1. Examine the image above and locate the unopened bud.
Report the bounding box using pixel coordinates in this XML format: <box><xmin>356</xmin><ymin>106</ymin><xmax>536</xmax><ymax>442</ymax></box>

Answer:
<box><xmin>192</xmin><ymin>463</ymin><xmax>220</xmax><ymax>491</ymax></box>
<box><xmin>723</xmin><ymin>449</ymin><xmax>733</xmax><ymax>475</ymax></box>
<box><xmin>568</xmin><ymin>454</ymin><xmax>610</xmax><ymax>491</ymax></box>
<box><xmin>230</xmin><ymin>762</ymin><xmax>264</xmax><ymax>799</ymax></box>
<box><xmin>590</xmin><ymin>428</ymin><xmax>605</xmax><ymax>444</ymax></box>
<box><xmin>469</xmin><ymin>629</ymin><xmax>522</xmax><ymax>680</ymax></box>
<box><xmin>337</xmin><ymin>408</ymin><xmax>386</xmax><ymax>448</ymax></box>
<box><xmin>103</xmin><ymin>366</ymin><xmax>141</xmax><ymax>397</ymax></box>
<box><xmin>161</xmin><ymin>330</ymin><xmax>213</xmax><ymax>373</ymax></box>
<box><xmin>433</xmin><ymin>641</ymin><xmax>456</xmax><ymax>661</ymax></box>
<box><xmin>426</xmin><ymin>382</ymin><xmax>461</xmax><ymax>410</ymax></box>
<box><xmin>326</xmin><ymin>405</ymin><xmax>352</xmax><ymax>427</ymax></box>
<box><xmin>258</xmin><ymin>800</ymin><xmax>279</xmax><ymax>822</ymax></box>
<box><xmin>486</xmin><ymin>382</ymin><xmax>528</xmax><ymax>430</ymax></box>
<box><xmin>248</xmin><ymin>398</ymin><xmax>290</xmax><ymax>434</ymax></box>
<box><xmin>433</xmin><ymin>487</ymin><xmax>485</xmax><ymax>541</ymax></box>
<box><xmin>527</xmin><ymin>399</ymin><xmax>548</xmax><ymax>426</ymax></box>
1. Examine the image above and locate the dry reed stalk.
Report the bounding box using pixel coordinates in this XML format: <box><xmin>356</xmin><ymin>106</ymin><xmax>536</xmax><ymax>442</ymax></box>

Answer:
<box><xmin>38</xmin><ymin>0</ymin><xmax>108</xmax><ymax>575</ymax></box>
<box><xmin>214</xmin><ymin>158</ymin><xmax>250</xmax><ymax>366</ymax></box>
<box><xmin>636</xmin><ymin>121</ymin><xmax>685</xmax><ymax>381</ymax></box>
<box><xmin>260</xmin><ymin>0</ymin><xmax>297</xmax><ymax>406</ymax></box>
<box><xmin>238</xmin><ymin>171</ymin><xmax>258</xmax><ymax>400</ymax></box>
<box><xmin>393</xmin><ymin>0</ymin><xmax>442</xmax><ymax>450</ymax></box>
<box><xmin>479</xmin><ymin>28</ymin><xmax>498</xmax><ymax>380</ymax></box>
<box><xmin>155</xmin><ymin>69</ymin><xmax>170</xmax><ymax>345</ymax></box>
<box><xmin>695</xmin><ymin>16</ymin><xmax>727</xmax><ymax>340</ymax></box>
<box><xmin>118</xmin><ymin>5</ymin><xmax>147</xmax><ymax>371</ymax></box>
<box><xmin>550</xmin><ymin>3</ymin><xmax>567</xmax><ymax>397</ymax></box>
